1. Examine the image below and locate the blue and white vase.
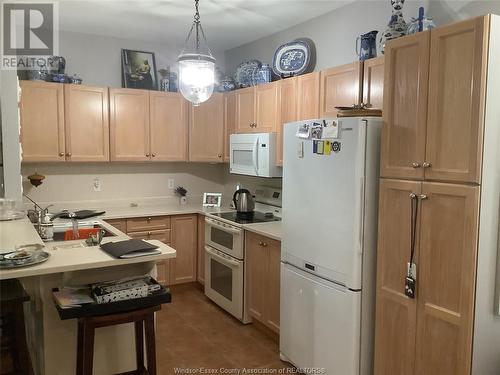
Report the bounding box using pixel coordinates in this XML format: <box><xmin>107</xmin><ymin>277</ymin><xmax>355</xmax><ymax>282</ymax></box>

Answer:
<box><xmin>252</xmin><ymin>64</ymin><xmax>273</xmax><ymax>85</ymax></box>
<box><xmin>379</xmin><ymin>0</ymin><xmax>408</xmax><ymax>54</ymax></box>
<box><xmin>168</xmin><ymin>72</ymin><xmax>178</xmax><ymax>92</ymax></box>
<box><xmin>356</xmin><ymin>30</ymin><xmax>378</xmax><ymax>61</ymax></box>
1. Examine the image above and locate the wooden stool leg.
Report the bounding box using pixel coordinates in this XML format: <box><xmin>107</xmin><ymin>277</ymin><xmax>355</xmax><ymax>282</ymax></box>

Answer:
<box><xmin>134</xmin><ymin>320</ymin><xmax>145</xmax><ymax>372</ymax></box>
<box><xmin>76</xmin><ymin>320</ymin><xmax>85</xmax><ymax>375</ymax></box>
<box><xmin>82</xmin><ymin>322</ymin><xmax>95</xmax><ymax>375</ymax></box>
<box><xmin>13</xmin><ymin>304</ymin><xmax>34</xmax><ymax>375</ymax></box>
<box><xmin>144</xmin><ymin>314</ymin><xmax>156</xmax><ymax>375</ymax></box>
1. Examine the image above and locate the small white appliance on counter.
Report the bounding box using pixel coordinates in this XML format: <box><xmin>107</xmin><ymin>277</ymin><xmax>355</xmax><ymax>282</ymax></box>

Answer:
<box><xmin>230</xmin><ymin>133</ymin><xmax>282</xmax><ymax>178</ymax></box>
<box><xmin>280</xmin><ymin>117</ymin><xmax>382</xmax><ymax>374</ymax></box>
<box><xmin>204</xmin><ymin>186</ymin><xmax>282</xmax><ymax>323</ymax></box>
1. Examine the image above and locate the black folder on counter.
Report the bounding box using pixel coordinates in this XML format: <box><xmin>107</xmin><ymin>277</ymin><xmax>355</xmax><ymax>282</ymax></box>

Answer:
<box><xmin>100</xmin><ymin>239</ymin><xmax>161</xmax><ymax>259</ymax></box>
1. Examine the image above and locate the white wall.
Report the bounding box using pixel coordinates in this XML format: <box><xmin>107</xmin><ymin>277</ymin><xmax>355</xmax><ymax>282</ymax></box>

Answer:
<box><xmin>0</xmin><ymin>70</ymin><xmax>22</xmax><ymax>202</ymax></box>
<box><xmin>55</xmin><ymin>30</ymin><xmax>225</xmax><ymax>88</ymax></box>
<box><xmin>21</xmin><ymin>163</ymin><xmax>226</xmax><ymax>207</ymax></box>
<box><xmin>224</xmin><ymin>0</ymin><xmax>500</xmax><ymax>74</ymax></box>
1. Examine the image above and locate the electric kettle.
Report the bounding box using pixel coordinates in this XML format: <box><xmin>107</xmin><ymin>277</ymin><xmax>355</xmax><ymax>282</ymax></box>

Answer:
<box><xmin>233</xmin><ymin>189</ymin><xmax>255</xmax><ymax>214</ymax></box>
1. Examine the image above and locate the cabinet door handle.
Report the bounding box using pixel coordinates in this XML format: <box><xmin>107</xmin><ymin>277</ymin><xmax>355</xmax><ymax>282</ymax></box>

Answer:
<box><xmin>66</xmin><ymin>152</ymin><xmax>72</xmax><ymax>157</ymax></box>
<box><xmin>152</xmin><ymin>153</ymin><xmax>156</xmax><ymax>157</ymax></box>
<box><xmin>262</xmin><ymin>242</ymin><xmax>268</xmax><ymax>247</ymax></box>
<box><xmin>147</xmin><ymin>231</ymin><xmax>152</xmax><ymax>236</ymax></box>
<box><xmin>217</xmin><ymin>154</ymin><xmax>222</xmax><ymax>158</ymax></box>
<box><xmin>418</xmin><ymin>194</ymin><xmax>428</xmax><ymax>200</ymax></box>
<box><xmin>147</xmin><ymin>217</ymin><xmax>152</xmax><ymax>221</ymax></box>
<box><xmin>59</xmin><ymin>152</ymin><xmax>64</xmax><ymax>157</ymax></box>
<box><xmin>146</xmin><ymin>153</ymin><xmax>150</xmax><ymax>157</ymax></box>
<box><xmin>422</xmin><ymin>162</ymin><xmax>432</xmax><ymax>168</ymax></box>
<box><xmin>411</xmin><ymin>162</ymin><xmax>421</xmax><ymax>168</ymax></box>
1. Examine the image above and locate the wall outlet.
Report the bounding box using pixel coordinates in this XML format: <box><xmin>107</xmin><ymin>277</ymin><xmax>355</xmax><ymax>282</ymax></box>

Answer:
<box><xmin>168</xmin><ymin>179</ymin><xmax>175</xmax><ymax>189</ymax></box>
<box><xmin>93</xmin><ymin>178</ymin><xmax>102</xmax><ymax>192</ymax></box>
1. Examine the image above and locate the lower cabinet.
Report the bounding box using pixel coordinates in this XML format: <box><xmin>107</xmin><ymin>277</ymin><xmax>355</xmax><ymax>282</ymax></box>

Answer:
<box><xmin>374</xmin><ymin>179</ymin><xmax>480</xmax><ymax>375</ymax></box>
<box><xmin>245</xmin><ymin>231</ymin><xmax>281</xmax><ymax>333</ymax></box>
<box><xmin>105</xmin><ymin>214</ymin><xmax>197</xmax><ymax>286</ymax></box>
<box><xmin>170</xmin><ymin>215</ymin><xmax>198</xmax><ymax>285</ymax></box>
<box><xmin>197</xmin><ymin>214</ymin><xmax>206</xmax><ymax>284</ymax></box>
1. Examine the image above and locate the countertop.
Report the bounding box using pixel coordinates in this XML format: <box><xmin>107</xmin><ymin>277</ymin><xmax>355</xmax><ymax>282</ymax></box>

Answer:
<box><xmin>98</xmin><ymin>202</ymin><xmax>282</xmax><ymax>241</ymax></box>
<box><xmin>242</xmin><ymin>221</ymin><xmax>282</xmax><ymax>241</ymax></box>
<box><xmin>0</xmin><ymin>218</ymin><xmax>176</xmax><ymax>280</ymax></box>
<box><xmin>0</xmin><ymin>202</ymin><xmax>282</xmax><ymax>280</ymax></box>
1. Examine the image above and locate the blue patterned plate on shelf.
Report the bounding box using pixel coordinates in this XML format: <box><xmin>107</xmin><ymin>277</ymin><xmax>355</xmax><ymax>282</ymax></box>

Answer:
<box><xmin>272</xmin><ymin>38</ymin><xmax>316</xmax><ymax>77</ymax></box>
<box><xmin>234</xmin><ymin>60</ymin><xmax>262</xmax><ymax>88</ymax></box>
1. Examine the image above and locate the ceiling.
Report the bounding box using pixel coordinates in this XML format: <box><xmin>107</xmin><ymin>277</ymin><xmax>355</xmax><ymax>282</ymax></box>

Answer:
<box><xmin>58</xmin><ymin>0</ymin><xmax>353</xmax><ymax>52</ymax></box>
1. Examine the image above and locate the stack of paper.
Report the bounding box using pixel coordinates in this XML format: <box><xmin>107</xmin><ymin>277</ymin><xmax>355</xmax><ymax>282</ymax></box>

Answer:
<box><xmin>53</xmin><ymin>288</ymin><xmax>95</xmax><ymax>309</ymax></box>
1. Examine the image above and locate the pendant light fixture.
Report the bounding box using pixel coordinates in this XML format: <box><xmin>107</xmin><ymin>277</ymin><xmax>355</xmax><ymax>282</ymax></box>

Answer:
<box><xmin>177</xmin><ymin>0</ymin><xmax>215</xmax><ymax>106</ymax></box>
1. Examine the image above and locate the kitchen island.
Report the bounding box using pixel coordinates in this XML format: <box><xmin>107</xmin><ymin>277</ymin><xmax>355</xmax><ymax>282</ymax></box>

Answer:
<box><xmin>0</xmin><ymin>217</ymin><xmax>176</xmax><ymax>375</ymax></box>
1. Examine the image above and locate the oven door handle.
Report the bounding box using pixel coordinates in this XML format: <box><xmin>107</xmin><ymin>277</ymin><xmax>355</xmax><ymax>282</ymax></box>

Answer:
<box><xmin>206</xmin><ymin>219</ymin><xmax>242</xmax><ymax>235</ymax></box>
<box><xmin>205</xmin><ymin>246</ymin><xmax>241</xmax><ymax>268</ymax></box>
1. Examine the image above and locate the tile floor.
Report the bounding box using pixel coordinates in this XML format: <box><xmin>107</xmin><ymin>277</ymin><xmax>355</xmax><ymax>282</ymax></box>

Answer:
<box><xmin>156</xmin><ymin>283</ymin><xmax>291</xmax><ymax>374</ymax></box>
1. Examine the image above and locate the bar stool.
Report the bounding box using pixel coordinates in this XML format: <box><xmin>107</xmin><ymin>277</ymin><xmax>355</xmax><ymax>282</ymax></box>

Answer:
<box><xmin>0</xmin><ymin>279</ymin><xmax>34</xmax><ymax>375</ymax></box>
<box><xmin>76</xmin><ymin>305</ymin><xmax>160</xmax><ymax>375</ymax></box>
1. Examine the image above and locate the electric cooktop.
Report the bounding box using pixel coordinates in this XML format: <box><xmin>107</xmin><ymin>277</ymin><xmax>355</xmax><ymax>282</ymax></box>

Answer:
<box><xmin>212</xmin><ymin>211</ymin><xmax>281</xmax><ymax>224</ymax></box>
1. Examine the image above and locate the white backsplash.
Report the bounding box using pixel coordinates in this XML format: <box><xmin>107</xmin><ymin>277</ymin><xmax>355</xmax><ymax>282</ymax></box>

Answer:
<box><xmin>21</xmin><ymin>162</ymin><xmax>282</xmax><ymax>209</ymax></box>
<box><xmin>21</xmin><ymin>162</ymin><xmax>226</xmax><ymax>207</ymax></box>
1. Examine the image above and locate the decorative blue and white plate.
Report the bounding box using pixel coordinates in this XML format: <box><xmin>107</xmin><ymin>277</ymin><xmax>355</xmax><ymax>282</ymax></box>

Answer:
<box><xmin>272</xmin><ymin>38</ymin><xmax>316</xmax><ymax>77</ymax></box>
<box><xmin>234</xmin><ymin>60</ymin><xmax>262</xmax><ymax>88</ymax></box>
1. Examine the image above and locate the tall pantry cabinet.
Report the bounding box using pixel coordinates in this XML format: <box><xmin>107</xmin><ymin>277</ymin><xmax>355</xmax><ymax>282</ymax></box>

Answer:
<box><xmin>374</xmin><ymin>15</ymin><xmax>500</xmax><ymax>375</ymax></box>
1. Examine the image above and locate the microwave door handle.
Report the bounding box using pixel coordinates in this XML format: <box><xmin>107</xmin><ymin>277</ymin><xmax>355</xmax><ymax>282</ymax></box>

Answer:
<box><xmin>252</xmin><ymin>137</ymin><xmax>259</xmax><ymax>175</ymax></box>
<box><xmin>205</xmin><ymin>246</ymin><xmax>240</xmax><ymax>268</ymax></box>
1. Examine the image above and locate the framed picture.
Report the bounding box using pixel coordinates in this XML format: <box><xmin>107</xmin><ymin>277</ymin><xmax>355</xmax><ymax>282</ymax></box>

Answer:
<box><xmin>121</xmin><ymin>49</ymin><xmax>158</xmax><ymax>90</ymax></box>
<box><xmin>203</xmin><ymin>193</ymin><xmax>222</xmax><ymax>207</ymax></box>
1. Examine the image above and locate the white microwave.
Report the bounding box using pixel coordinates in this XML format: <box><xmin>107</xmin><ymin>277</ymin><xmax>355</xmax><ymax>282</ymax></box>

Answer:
<box><xmin>229</xmin><ymin>133</ymin><xmax>282</xmax><ymax>177</ymax></box>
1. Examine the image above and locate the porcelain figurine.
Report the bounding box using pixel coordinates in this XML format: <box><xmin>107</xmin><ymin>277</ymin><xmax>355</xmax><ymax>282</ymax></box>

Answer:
<box><xmin>379</xmin><ymin>0</ymin><xmax>408</xmax><ymax>54</ymax></box>
<box><xmin>407</xmin><ymin>7</ymin><xmax>436</xmax><ymax>34</ymax></box>
<box><xmin>356</xmin><ymin>30</ymin><xmax>378</xmax><ymax>61</ymax></box>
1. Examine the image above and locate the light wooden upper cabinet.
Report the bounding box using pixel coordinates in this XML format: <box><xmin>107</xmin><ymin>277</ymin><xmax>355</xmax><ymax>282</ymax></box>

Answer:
<box><xmin>246</xmin><ymin>231</ymin><xmax>281</xmax><ymax>333</ymax></box>
<box><xmin>320</xmin><ymin>61</ymin><xmax>362</xmax><ymax>118</ymax></box>
<box><xmin>380</xmin><ymin>31</ymin><xmax>430</xmax><ymax>180</ymax></box>
<box><xmin>415</xmin><ymin>183</ymin><xmax>479</xmax><ymax>375</ymax></box>
<box><xmin>224</xmin><ymin>92</ymin><xmax>237</xmax><ymax>162</ymax></box>
<box><xmin>20</xmin><ymin>81</ymin><xmax>65</xmax><ymax>162</ymax></box>
<box><xmin>149</xmin><ymin>92</ymin><xmax>188</xmax><ymax>161</ymax></box>
<box><xmin>374</xmin><ymin>179</ymin><xmax>421</xmax><ymax>375</ymax></box>
<box><xmin>363</xmin><ymin>56</ymin><xmax>385</xmax><ymax>109</ymax></box>
<box><xmin>64</xmin><ymin>85</ymin><xmax>109</xmax><ymax>162</ymax></box>
<box><xmin>277</xmin><ymin>77</ymin><xmax>298</xmax><ymax>166</ymax></box>
<box><xmin>189</xmin><ymin>93</ymin><xmax>224</xmax><ymax>162</ymax></box>
<box><xmin>424</xmin><ymin>16</ymin><xmax>488</xmax><ymax>184</ymax></box>
<box><xmin>170</xmin><ymin>214</ymin><xmax>198</xmax><ymax>285</ymax></box>
<box><xmin>110</xmin><ymin>88</ymin><xmax>150</xmax><ymax>161</ymax></box>
<box><xmin>296</xmin><ymin>72</ymin><xmax>320</xmax><ymax>120</ymax></box>
<box><xmin>235</xmin><ymin>87</ymin><xmax>256</xmax><ymax>133</ymax></box>
<box><xmin>255</xmin><ymin>82</ymin><xmax>279</xmax><ymax>133</ymax></box>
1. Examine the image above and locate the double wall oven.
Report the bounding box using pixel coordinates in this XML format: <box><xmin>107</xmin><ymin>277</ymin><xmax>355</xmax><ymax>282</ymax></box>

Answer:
<box><xmin>204</xmin><ymin>187</ymin><xmax>282</xmax><ymax>323</ymax></box>
<box><xmin>204</xmin><ymin>216</ymin><xmax>248</xmax><ymax>322</ymax></box>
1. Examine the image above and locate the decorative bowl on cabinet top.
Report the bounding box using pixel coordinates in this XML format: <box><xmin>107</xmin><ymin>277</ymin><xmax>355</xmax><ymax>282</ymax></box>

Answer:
<box><xmin>234</xmin><ymin>60</ymin><xmax>262</xmax><ymax>88</ymax></box>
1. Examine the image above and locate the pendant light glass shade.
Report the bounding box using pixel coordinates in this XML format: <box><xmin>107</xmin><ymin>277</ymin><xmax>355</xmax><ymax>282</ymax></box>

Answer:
<box><xmin>178</xmin><ymin>0</ymin><xmax>215</xmax><ymax>105</ymax></box>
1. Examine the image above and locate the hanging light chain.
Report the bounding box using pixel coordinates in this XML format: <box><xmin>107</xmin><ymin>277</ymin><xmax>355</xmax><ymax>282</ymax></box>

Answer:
<box><xmin>178</xmin><ymin>0</ymin><xmax>214</xmax><ymax>60</ymax></box>
<box><xmin>194</xmin><ymin>0</ymin><xmax>200</xmax><ymax>23</ymax></box>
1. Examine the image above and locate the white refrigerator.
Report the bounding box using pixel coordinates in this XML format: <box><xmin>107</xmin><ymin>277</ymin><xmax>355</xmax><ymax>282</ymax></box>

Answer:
<box><xmin>280</xmin><ymin>117</ymin><xmax>382</xmax><ymax>375</ymax></box>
